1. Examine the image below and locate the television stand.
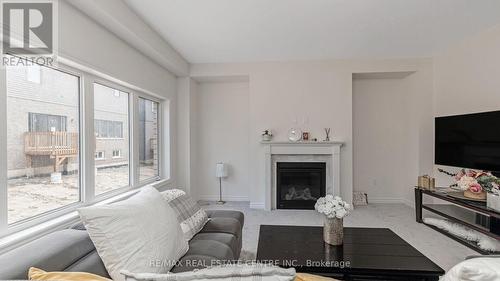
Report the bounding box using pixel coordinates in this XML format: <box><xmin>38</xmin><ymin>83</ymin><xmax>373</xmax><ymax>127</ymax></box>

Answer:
<box><xmin>415</xmin><ymin>188</ymin><xmax>500</xmax><ymax>254</ymax></box>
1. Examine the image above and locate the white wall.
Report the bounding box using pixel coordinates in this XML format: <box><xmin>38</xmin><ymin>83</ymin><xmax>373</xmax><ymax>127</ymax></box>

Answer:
<box><xmin>174</xmin><ymin>24</ymin><xmax>500</xmax><ymax>208</ymax></box>
<box><xmin>66</xmin><ymin>0</ymin><xmax>189</xmax><ymax>76</ymax></box>
<box><xmin>183</xmin><ymin>59</ymin><xmax>434</xmax><ymax>207</ymax></box>
<box><xmin>352</xmin><ymin>71</ymin><xmax>434</xmax><ymax>206</ymax></box>
<box><xmin>59</xmin><ymin>2</ymin><xmax>177</xmax><ymax>97</ymax></box>
<box><xmin>58</xmin><ymin>1</ymin><xmax>179</xmax><ymax>186</ymax></box>
<box><xmin>176</xmin><ymin>78</ymin><xmax>192</xmax><ymax>192</ymax></box>
<box><xmin>248</xmin><ymin>63</ymin><xmax>353</xmax><ymax>206</ymax></box>
<box><xmin>353</xmin><ymin>77</ymin><xmax>414</xmax><ymax>203</ymax></box>
<box><xmin>194</xmin><ymin>81</ymin><xmax>250</xmax><ymax>201</ymax></box>
<box><xmin>434</xmin><ymin>24</ymin><xmax>500</xmax><ymax>117</ymax></box>
<box><xmin>433</xmin><ymin>23</ymin><xmax>500</xmax><ymax>186</ymax></box>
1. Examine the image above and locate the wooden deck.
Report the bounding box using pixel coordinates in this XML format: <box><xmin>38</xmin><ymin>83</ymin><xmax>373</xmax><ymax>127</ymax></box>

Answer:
<box><xmin>24</xmin><ymin>131</ymin><xmax>78</xmax><ymax>172</ymax></box>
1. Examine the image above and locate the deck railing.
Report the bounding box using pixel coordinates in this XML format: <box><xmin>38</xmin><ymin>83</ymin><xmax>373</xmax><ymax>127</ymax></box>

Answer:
<box><xmin>24</xmin><ymin>131</ymin><xmax>79</xmax><ymax>156</ymax></box>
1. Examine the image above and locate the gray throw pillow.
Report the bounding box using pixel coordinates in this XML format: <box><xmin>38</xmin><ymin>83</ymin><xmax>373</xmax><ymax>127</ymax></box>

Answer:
<box><xmin>162</xmin><ymin>189</ymin><xmax>209</xmax><ymax>241</ymax></box>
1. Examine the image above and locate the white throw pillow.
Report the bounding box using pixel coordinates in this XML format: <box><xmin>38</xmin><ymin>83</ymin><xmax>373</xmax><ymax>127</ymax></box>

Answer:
<box><xmin>78</xmin><ymin>187</ymin><xmax>189</xmax><ymax>281</ymax></box>
<box><xmin>121</xmin><ymin>264</ymin><xmax>296</xmax><ymax>281</ymax></box>
<box><xmin>441</xmin><ymin>257</ymin><xmax>500</xmax><ymax>281</ymax></box>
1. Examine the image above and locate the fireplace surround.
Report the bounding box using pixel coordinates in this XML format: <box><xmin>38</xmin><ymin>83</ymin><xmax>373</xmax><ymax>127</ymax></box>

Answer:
<box><xmin>261</xmin><ymin>141</ymin><xmax>344</xmax><ymax>211</ymax></box>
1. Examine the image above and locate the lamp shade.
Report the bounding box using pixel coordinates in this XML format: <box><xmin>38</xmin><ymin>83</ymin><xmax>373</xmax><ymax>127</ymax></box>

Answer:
<box><xmin>215</xmin><ymin>163</ymin><xmax>228</xmax><ymax>178</ymax></box>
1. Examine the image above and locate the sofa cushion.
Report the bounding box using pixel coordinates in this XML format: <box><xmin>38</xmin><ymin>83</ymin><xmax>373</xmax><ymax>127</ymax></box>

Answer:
<box><xmin>0</xmin><ymin>229</ymin><xmax>96</xmax><ymax>280</ymax></box>
<box><xmin>199</xmin><ymin>217</ymin><xmax>242</xmax><ymax>238</ymax></box>
<box><xmin>191</xmin><ymin>233</ymin><xmax>238</xmax><ymax>258</ymax></box>
<box><xmin>185</xmin><ymin>239</ymin><xmax>234</xmax><ymax>260</ymax></box>
<box><xmin>64</xmin><ymin>250</ymin><xmax>110</xmax><ymax>278</ymax></box>
<box><xmin>171</xmin><ymin>239</ymin><xmax>234</xmax><ymax>273</ymax></box>
<box><xmin>206</xmin><ymin>210</ymin><xmax>244</xmax><ymax>227</ymax></box>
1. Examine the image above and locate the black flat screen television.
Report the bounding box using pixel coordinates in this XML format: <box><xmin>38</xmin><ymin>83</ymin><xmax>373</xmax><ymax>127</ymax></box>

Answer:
<box><xmin>435</xmin><ymin>110</ymin><xmax>500</xmax><ymax>173</ymax></box>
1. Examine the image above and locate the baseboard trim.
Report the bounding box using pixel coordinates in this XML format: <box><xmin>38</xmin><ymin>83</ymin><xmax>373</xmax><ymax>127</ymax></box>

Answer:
<box><xmin>197</xmin><ymin>195</ymin><xmax>249</xmax><ymax>201</ymax></box>
<box><xmin>368</xmin><ymin>197</ymin><xmax>406</xmax><ymax>204</ymax></box>
<box><xmin>403</xmin><ymin>198</ymin><xmax>415</xmax><ymax>208</ymax></box>
<box><xmin>367</xmin><ymin>197</ymin><xmax>415</xmax><ymax>209</ymax></box>
<box><xmin>250</xmin><ymin>202</ymin><xmax>265</xmax><ymax>209</ymax></box>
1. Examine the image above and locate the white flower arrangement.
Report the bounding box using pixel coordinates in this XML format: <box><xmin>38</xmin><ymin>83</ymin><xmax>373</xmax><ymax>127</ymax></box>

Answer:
<box><xmin>314</xmin><ymin>194</ymin><xmax>351</xmax><ymax>219</ymax></box>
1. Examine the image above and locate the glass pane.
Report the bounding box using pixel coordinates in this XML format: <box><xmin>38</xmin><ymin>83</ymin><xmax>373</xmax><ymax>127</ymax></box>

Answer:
<box><xmin>139</xmin><ymin>97</ymin><xmax>159</xmax><ymax>181</ymax></box>
<box><xmin>94</xmin><ymin>83</ymin><xmax>129</xmax><ymax>195</ymax></box>
<box><xmin>115</xmin><ymin>121</ymin><xmax>122</xmax><ymax>138</ymax></box>
<box><xmin>6</xmin><ymin>63</ymin><xmax>80</xmax><ymax>224</ymax></box>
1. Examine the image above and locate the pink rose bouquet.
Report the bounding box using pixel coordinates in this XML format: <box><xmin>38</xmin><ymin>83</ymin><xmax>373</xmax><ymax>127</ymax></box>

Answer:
<box><xmin>439</xmin><ymin>168</ymin><xmax>500</xmax><ymax>195</ymax></box>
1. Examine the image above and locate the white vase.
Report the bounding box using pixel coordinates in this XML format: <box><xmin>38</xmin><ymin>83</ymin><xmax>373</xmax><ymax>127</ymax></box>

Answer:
<box><xmin>486</xmin><ymin>192</ymin><xmax>500</xmax><ymax>212</ymax></box>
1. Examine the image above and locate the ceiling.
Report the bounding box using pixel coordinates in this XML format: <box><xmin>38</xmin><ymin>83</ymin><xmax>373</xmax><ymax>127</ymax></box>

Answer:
<box><xmin>124</xmin><ymin>0</ymin><xmax>500</xmax><ymax>64</ymax></box>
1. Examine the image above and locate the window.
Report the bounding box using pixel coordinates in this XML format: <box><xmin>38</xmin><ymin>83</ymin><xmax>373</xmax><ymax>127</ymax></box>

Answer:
<box><xmin>139</xmin><ymin>97</ymin><xmax>160</xmax><ymax>182</ymax></box>
<box><xmin>1</xmin><ymin>59</ymin><xmax>168</xmax><ymax>236</ymax></box>
<box><xmin>94</xmin><ymin>83</ymin><xmax>130</xmax><ymax>195</ymax></box>
<box><xmin>6</xmin><ymin>63</ymin><xmax>80</xmax><ymax>224</ymax></box>
<box><xmin>112</xmin><ymin>150</ymin><xmax>122</xmax><ymax>158</ymax></box>
<box><xmin>95</xmin><ymin>151</ymin><xmax>105</xmax><ymax>160</ymax></box>
<box><xmin>95</xmin><ymin>120</ymin><xmax>123</xmax><ymax>138</ymax></box>
<box><xmin>29</xmin><ymin>113</ymin><xmax>67</xmax><ymax>132</ymax></box>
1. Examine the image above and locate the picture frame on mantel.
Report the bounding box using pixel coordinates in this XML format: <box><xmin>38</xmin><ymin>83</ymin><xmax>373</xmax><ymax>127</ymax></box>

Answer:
<box><xmin>302</xmin><ymin>132</ymin><xmax>309</xmax><ymax>141</ymax></box>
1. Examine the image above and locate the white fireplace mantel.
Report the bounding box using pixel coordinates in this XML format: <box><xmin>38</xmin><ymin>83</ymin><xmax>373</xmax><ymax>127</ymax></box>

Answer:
<box><xmin>260</xmin><ymin>141</ymin><xmax>344</xmax><ymax>211</ymax></box>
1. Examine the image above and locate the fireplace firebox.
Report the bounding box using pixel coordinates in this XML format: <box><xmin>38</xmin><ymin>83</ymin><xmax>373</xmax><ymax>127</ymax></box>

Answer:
<box><xmin>276</xmin><ymin>162</ymin><xmax>326</xmax><ymax>209</ymax></box>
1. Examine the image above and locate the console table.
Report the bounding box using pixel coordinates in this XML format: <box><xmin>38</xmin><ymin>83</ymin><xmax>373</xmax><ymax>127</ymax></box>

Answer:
<box><xmin>415</xmin><ymin>188</ymin><xmax>500</xmax><ymax>254</ymax></box>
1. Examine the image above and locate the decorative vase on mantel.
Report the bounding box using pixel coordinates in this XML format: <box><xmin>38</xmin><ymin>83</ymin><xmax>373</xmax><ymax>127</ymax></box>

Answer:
<box><xmin>261</xmin><ymin>130</ymin><xmax>273</xmax><ymax>142</ymax></box>
<box><xmin>314</xmin><ymin>194</ymin><xmax>351</xmax><ymax>246</ymax></box>
<box><xmin>324</xmin><ymin>217</ymin><xmax>343</xmax><ymax>245</ymax></box>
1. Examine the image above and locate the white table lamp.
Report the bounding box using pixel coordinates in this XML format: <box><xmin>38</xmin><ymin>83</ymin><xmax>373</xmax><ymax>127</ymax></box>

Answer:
<box><xmin>216</xmin><ymin>163</ymin><xmax>228</xmax><ymax>204</ymax></box>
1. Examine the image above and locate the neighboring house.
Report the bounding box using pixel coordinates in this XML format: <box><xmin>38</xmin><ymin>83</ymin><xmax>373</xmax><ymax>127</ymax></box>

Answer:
<box><xmin>93</xmin><ymin>83</ymin><xmax>130</xmax><ymax>170</ymax></box>
<box><xmin>7</xmin><ymin>65</ymin><xmax>80</xmax><ymax>178</ymax></box>
<box><xmin>6</xmin><ymin>66</ymin><xmax>141</xmax><ymax>179</ymax></box>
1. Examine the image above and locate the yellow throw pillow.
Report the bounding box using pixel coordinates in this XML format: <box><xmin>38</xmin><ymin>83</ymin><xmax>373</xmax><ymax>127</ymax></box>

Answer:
<box><xmin>295</xmin><ymin>272</ymin><xmax>339</xmax><ymax>281</ymax></box>
<box><xmin>29</xmin><ymin>267</ymin><xmax>111</xmax><ymax>281</ymax></box>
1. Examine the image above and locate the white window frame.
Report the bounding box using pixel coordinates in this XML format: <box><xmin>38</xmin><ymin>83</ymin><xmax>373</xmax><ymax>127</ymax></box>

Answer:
<box><xmin>1</xmin><ymin>63</ymin><xmax>84</xmax><ymax>232</ymax></box>
<box><xmin>137</xmin><ymin>95</ymin><xmax>163</xmax><ymax>185</ymax></box>
<box><xmin>0</xmin><ymin>60</ymin><xmax>168</xmax><ymax>239</ymax></box>
<box><xmin>92</xmin><ymin>79</ymin><xmax>133</xmax><ymax>197</ymax></box>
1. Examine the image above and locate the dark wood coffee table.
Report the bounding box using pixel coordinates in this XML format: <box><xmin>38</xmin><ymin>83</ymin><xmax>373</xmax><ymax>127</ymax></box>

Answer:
<box><xmin>256</xmin><ymin>225</ymin><xmax>444</xmax><ymax>281</ymax></box>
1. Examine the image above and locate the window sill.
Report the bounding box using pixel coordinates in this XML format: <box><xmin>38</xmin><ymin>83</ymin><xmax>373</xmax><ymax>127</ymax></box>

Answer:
<box><xmin>0</xmin><ymin>179</ymin><xmax>172</xmax><ymax>255</ymax></box>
